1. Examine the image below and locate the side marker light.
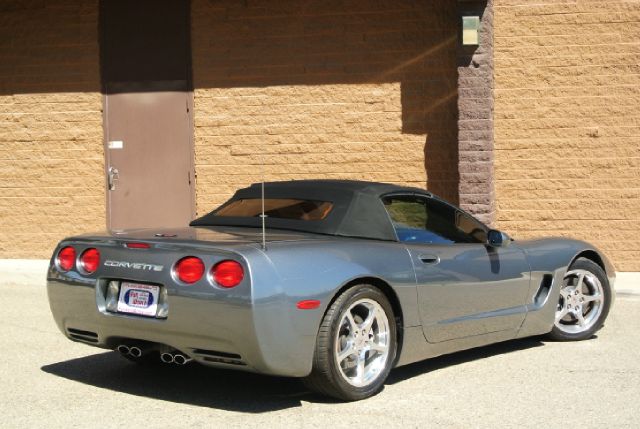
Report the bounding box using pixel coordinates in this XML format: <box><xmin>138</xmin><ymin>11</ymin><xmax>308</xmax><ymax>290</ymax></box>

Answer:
<box><xmin>296</xmin><ymin>300</ymin><xmax>321</xmax><ymax>310</ymax></box>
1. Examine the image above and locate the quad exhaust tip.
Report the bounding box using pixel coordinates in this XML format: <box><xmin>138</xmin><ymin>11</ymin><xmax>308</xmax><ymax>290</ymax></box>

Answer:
<box><xmin>118</xmin><ymin>344</ymin><xmax>191</xmax><ymax>365</ymax></box>
<box><xmin>116</xmin><ymin>344</ymin><xmax>145</xmax><ymax>359</ymax></box>
<box><xmin>160</xmin><ymin>352</ymin><xmax>191</xmax><ymax>365</ymax></box>
<box><xmin>129</xmin><ymin>346</ymin><xmax>142</xmax><ymax>358</ymax></box>
<box><xmin>173</xmin><ymin>354</ymin><xmax>191</xmax><ymax>365</ymax></box>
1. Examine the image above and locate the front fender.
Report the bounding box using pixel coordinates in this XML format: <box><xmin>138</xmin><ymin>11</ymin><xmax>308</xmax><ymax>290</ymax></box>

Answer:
<box><xmin>516</xmin><ymin>238</ymin><xmax>615</xmax><ymax>338</ymax></box>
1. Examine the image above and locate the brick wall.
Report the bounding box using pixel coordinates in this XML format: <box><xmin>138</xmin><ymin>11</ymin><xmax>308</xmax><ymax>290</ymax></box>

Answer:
<box><xmin>0</xmin><ymin>0</ymin><xmax>104</xmax><ymax>258</ymax></box>
<box><xmin>457</xmin><ymin>0</ymin><xmax>495</xmax><ymax>225</ymax></box>
<box><xmin>191</xmin><ymin>0</ymin><xmax>459</xmax><ymax>212</ymax></box>
<box><xmin>494</xmin><ymin>0</ymin><xmax>640</xmax><ymax>271</ymax></box>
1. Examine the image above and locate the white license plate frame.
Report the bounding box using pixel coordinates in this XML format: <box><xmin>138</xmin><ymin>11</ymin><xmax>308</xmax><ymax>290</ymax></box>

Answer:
<box><xmin>117</xmin><ymin>282</ymin><xmax>160</xmax><ymax>317</ymax></box>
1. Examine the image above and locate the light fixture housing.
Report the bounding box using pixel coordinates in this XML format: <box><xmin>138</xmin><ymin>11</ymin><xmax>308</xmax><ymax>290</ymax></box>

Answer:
<box><xmin>462</xmin><ymin>15</ymin><xmax>480</xmax><ymax>46</ymax></box>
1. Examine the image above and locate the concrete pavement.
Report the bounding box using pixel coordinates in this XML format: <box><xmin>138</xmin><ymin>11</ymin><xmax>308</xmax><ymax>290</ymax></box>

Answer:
<box><xmin>615</xmin><ymin>272</ymin><xmax>640</xmax><ymax>296</ymax></box>
<box><xmin>0</xmin><ymin>263</ymin><xmax>639</xmax><ymax>428</ymax></box>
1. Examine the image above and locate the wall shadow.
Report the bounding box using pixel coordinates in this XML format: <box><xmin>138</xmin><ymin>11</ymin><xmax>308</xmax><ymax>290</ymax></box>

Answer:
<box><xmin>0</xmin><ymin>0</ymin><xmax>100</xmax><ymax>94</ymax></box>
<box><xmin>0</xmin><ymin>0</ymin><xmax>461</xmax><ymax>203</ymax></box>
<box><xmin>191</xmin><ymin>0</ymin><xmax>460</xmax><ymax>202</ymax></box>
<box><xmin>41</xmin><ymin>337</ymin><xmax>544</xmax><ymax>411</ymax></box>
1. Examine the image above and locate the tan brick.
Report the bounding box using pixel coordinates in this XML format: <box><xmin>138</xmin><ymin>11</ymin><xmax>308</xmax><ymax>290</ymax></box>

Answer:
<box><xmin>191</xmin><ymin>0</ymin><xmax>459</xmax><ymax>210</ymax></box>
<box><xmin>0</xmin><ymin>0</ymin><xmax>104</xmax><ymax>259</ymax></box>
<box><xmin>495</xmin><ymin>0</ymin><xmax>640</xmax><ymax>271</ymax></box>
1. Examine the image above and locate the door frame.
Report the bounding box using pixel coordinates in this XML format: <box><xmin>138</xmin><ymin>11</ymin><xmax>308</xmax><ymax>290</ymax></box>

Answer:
<box><xmin>381</xmin><ymin>191</ymin><xmax>531</xmax><ymax>342</ymax></box>
<box><xmin>101</xmin><ymin>84</ymin><xmax>196</xmax><ymax>230</ymax></box>
<box><xmin>98</xmin><ymin>0</ymin><xmax>195</xmax><ymax>230</ymax></box>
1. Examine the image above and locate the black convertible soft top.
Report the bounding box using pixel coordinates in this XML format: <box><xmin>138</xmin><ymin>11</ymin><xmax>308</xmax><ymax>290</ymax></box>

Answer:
<box><xmin>190</xmin><ymin>180</ymin><xmax>431</xmax><ymax>241</ymax></box>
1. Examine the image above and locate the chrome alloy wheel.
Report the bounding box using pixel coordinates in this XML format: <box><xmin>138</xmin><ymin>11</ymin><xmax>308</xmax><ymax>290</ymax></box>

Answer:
<box><xmin>555</xmin><ymin>269</ymin><xmax>605</xmax><ymax>334</ymax></box>
<box><xmin>334</xmin><ymin>298</ymin><xmax>391</xmax><ymax>387</ymax></box>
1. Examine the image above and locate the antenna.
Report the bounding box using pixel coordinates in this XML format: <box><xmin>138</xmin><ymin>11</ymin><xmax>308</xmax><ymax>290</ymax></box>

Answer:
<box><xmin>259</xmin><ymin>154</ymin><xmax>267</xmax><ymax>251</ymax></box>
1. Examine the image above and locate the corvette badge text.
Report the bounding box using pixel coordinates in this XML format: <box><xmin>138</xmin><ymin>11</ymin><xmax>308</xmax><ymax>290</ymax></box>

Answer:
<box><xmin>104</xmin><ymin>260</ymin><xmax>164</xmax><ymax>272</ymax></box>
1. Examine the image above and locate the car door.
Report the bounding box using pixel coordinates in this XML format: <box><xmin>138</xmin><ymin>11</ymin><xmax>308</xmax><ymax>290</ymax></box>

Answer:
<box><xmin>382</xmin><ymin>194</ymin><xmax>531</xmax><ymax>343</ymax></box>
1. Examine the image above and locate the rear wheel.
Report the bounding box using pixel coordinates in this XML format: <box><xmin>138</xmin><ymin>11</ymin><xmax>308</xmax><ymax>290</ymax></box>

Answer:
<box><xmin>547</xmin><ymin>258</ymin><xmax>611</xmax><ymax>341</ymax></box>
<box><xmin>304</xmin><ymin>285</ymin><xmax>397</xmax><ymax>401</ymax></box>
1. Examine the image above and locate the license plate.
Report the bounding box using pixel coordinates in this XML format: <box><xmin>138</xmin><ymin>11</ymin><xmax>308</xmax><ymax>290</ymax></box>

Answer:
<box><xmin>117</xmin><ymin>282</ymin><xmax>160</xmax><ymax>317</ymax></box>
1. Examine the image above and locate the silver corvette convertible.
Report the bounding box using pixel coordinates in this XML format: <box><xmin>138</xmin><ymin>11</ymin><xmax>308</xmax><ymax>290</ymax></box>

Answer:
<box><xmin>47</xmin><ymin>180</ymin><xmax>614</xmax><ymax>400</ymax></box>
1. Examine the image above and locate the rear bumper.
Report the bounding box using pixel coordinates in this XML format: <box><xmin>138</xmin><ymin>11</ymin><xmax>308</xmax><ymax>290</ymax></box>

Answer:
<box><xmin>47</xmin><ymin>273</ymin><xmax>315</xmax><ymax>377</ymax></box>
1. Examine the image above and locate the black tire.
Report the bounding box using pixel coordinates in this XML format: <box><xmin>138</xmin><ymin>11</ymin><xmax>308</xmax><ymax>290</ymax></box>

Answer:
<box><xmin>303</xmin><ymin>284</ymin><xmax>397</xmax><ymax>401</ymax></box>
<box><xmin>546</xmin><ymin>258</ymin><xmax>612</xmax><ymax>341</ymax></box>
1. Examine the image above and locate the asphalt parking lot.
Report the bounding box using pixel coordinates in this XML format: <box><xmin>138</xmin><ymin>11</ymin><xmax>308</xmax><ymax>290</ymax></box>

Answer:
<box><xmin>2</xmin><ymin>281</ymin><xmax>639</xmax><ymax>429</ymax></box>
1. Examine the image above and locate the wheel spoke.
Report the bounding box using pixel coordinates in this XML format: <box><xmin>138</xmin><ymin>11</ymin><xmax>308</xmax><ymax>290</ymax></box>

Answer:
<box><xmin>583</xmin><ymin>293</ymin><xmax>602</xmax><ymax>304</ymax></box>
<box><xmin>355</xmin><ymin>351</ymin><xmax>366</xmax><ymax>382</ymax></box>
<box><xmin>345</xmin><ymin>311</ymin><xmax>358</xmax><ymax>332</ymax></box>
<box><xmin>337</xmin><ymin>345</ymin><xmax>355</xmax><ymax>364</ymax></box>
<box><xmin>575</xmin><ymin>272</ymin><xmax>585</xmax><ymax>292</ymax></box>
<box><xmin>555</xmin><ymin>307</ymin><xmax>569</xmax><ymax>323</ymax></box>
<box><xmin>369</xmin><ymin>343</ymin><xmax>386</xmax><ymax>353</ymax></box>
<box><xmin>576</xmin><ymin>311</ymin><xmax>587</xmax><ymax>327</ymax></box>
<box><xmin>361</xmin><ymin>306</ymin><xmax>377</xmax><ymax>331</ymax></box>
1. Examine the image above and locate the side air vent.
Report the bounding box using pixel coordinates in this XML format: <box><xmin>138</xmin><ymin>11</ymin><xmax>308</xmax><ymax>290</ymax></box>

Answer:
<box><xmin>192</xmin><ymin>348</ymin><xmax>245</xmax><ymax>366</ymax></box>
<box><xmin>534</xmin><ymin>274</ymin><xmax>554</xmax><ymax>307</ymax></box>
<box><xmin>67</xmin><ymin>328</ymin><xmax>99</xmax><ymax>343</ymax></box>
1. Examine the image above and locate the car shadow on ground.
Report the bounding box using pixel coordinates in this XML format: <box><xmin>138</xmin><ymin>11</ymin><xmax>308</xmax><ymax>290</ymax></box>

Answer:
<box><xmin>41</xmin><ymin>337</ymin><xmax>545</xmax><ymax>412</ymax></box>
<box><xmin>386</xmin><ymin>336</ymin><xmax>544</xmax><ymax>385</ymax></box>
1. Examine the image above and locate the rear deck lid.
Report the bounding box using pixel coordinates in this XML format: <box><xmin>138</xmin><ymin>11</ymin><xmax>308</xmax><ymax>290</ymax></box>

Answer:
<box><xmin>72</xmin><ymin>226</ymin><xmax>326</xmax><ymax>247</ymax></box>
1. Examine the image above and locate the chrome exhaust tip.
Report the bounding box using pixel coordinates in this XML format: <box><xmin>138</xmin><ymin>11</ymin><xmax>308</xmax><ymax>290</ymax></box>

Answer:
<box><xmin>160</xmin><ymin>353</ymin><xmax>174</xmax><ymax>364</ymax></box>
<box><xmin>129</xmin><ymin>346</ymin><xmax>142</xmax><ymax>358</ymax></box>
<box><xmin>117</xmin><ymin>345</ymin><xmax>130</xmax><ymax>355</ymax></box>
<box><xmin>173</xmin><ymin>354</ymin><xmax>192</xmax><ymax>365</ymax></box>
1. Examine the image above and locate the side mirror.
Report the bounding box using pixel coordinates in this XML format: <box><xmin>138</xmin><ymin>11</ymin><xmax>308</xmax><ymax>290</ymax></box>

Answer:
<box><xmin>487</xmin><ymin>229</ymin><xmax>511</xmax><ymax>248</ymax></box>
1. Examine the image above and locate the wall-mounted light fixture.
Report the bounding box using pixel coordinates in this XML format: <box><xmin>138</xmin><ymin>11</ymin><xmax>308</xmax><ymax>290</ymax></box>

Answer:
<box><xmin>462</xmin><ymin>16</ymin><xmax>480</xmax><ymax>46</ymax></box>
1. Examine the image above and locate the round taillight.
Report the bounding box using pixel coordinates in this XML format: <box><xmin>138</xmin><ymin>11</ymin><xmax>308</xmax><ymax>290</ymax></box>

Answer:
<box><xmin>79</xmin><ymin>248</ymin><xmax>100</xmax><ymax>274</ymax></box>
<box><xmin>57</xmin><ymin>246</ymin><xmax>76</xmax><ymax>271</ymax></box>
<box><xmin>212</xmin><ymin>260</ymin><xmax>244</xmax><ymax>288</ymax></box>
<box><xmin>174</xmin><ymin>256</ymin><xmax>205</xmax><ymax>284</ymax></box>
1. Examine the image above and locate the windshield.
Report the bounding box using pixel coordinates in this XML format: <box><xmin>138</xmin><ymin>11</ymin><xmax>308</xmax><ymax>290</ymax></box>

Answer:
<box><xmin>215</xmin><ymin>198</ymin><xmax>333</xmax><ymax>221</ymax></box>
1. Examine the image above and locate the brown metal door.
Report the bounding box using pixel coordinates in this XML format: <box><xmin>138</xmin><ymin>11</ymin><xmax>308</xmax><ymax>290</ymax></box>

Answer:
<box><xmin>104</xmin><ymin>86</ymin><xmax>194</xmax><ymax>229</ymax></box>
<box><xmin>100</xmin><ymin>0</ymin><xmax>194</xmax><ymax>230</ymax></box>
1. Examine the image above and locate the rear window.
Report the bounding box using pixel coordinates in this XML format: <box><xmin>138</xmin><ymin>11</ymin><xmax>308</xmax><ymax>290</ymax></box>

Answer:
<box><xmin>215</xmin><ymin>198</ymin><xmax>333</xmax><ymax>221</ymax></box>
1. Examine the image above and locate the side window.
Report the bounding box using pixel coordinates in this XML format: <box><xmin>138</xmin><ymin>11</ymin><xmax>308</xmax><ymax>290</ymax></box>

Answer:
<box><xmin>383</xmin><ymin>195</ymin><xmax>451</xmax><ymax>244</ymax></box>
<box><xmin>455</xmin><ymin>210</ymin><xmax>488</xmax><ymax>243</ymax></box>
<box><xmin>382</xmin><ymin>195</ymin><xmax>487</xmax><ymax>244</ymax></box>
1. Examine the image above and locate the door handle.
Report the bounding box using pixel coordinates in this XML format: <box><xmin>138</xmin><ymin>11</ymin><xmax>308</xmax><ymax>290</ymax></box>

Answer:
<box><xmin>108</xmin><ymin>167</ymin><xmax>119</xmax><ymax>191</ymax></box>
<box><xmin>419</xmin><ymin>254</ymin><xmax>440</xmax><ymax>265</ymax></box>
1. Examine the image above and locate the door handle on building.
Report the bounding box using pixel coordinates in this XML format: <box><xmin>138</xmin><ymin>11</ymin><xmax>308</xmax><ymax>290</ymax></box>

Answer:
<box><xmin>108</xmin><ymin>167</ymin><xmax>119</xmax><ymax>191</ymax></box>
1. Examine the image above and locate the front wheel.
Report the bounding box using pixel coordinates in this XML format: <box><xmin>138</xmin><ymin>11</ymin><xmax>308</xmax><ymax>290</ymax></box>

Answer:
<box><xmin>547</xmin><ymin>258</ymin><xmax>612</xmax><ymax>341</ymax></box>
<box><xmin>303</xmin><ymin>285</ymin><xmax>397</xmax><ymax>401</ymax></box>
